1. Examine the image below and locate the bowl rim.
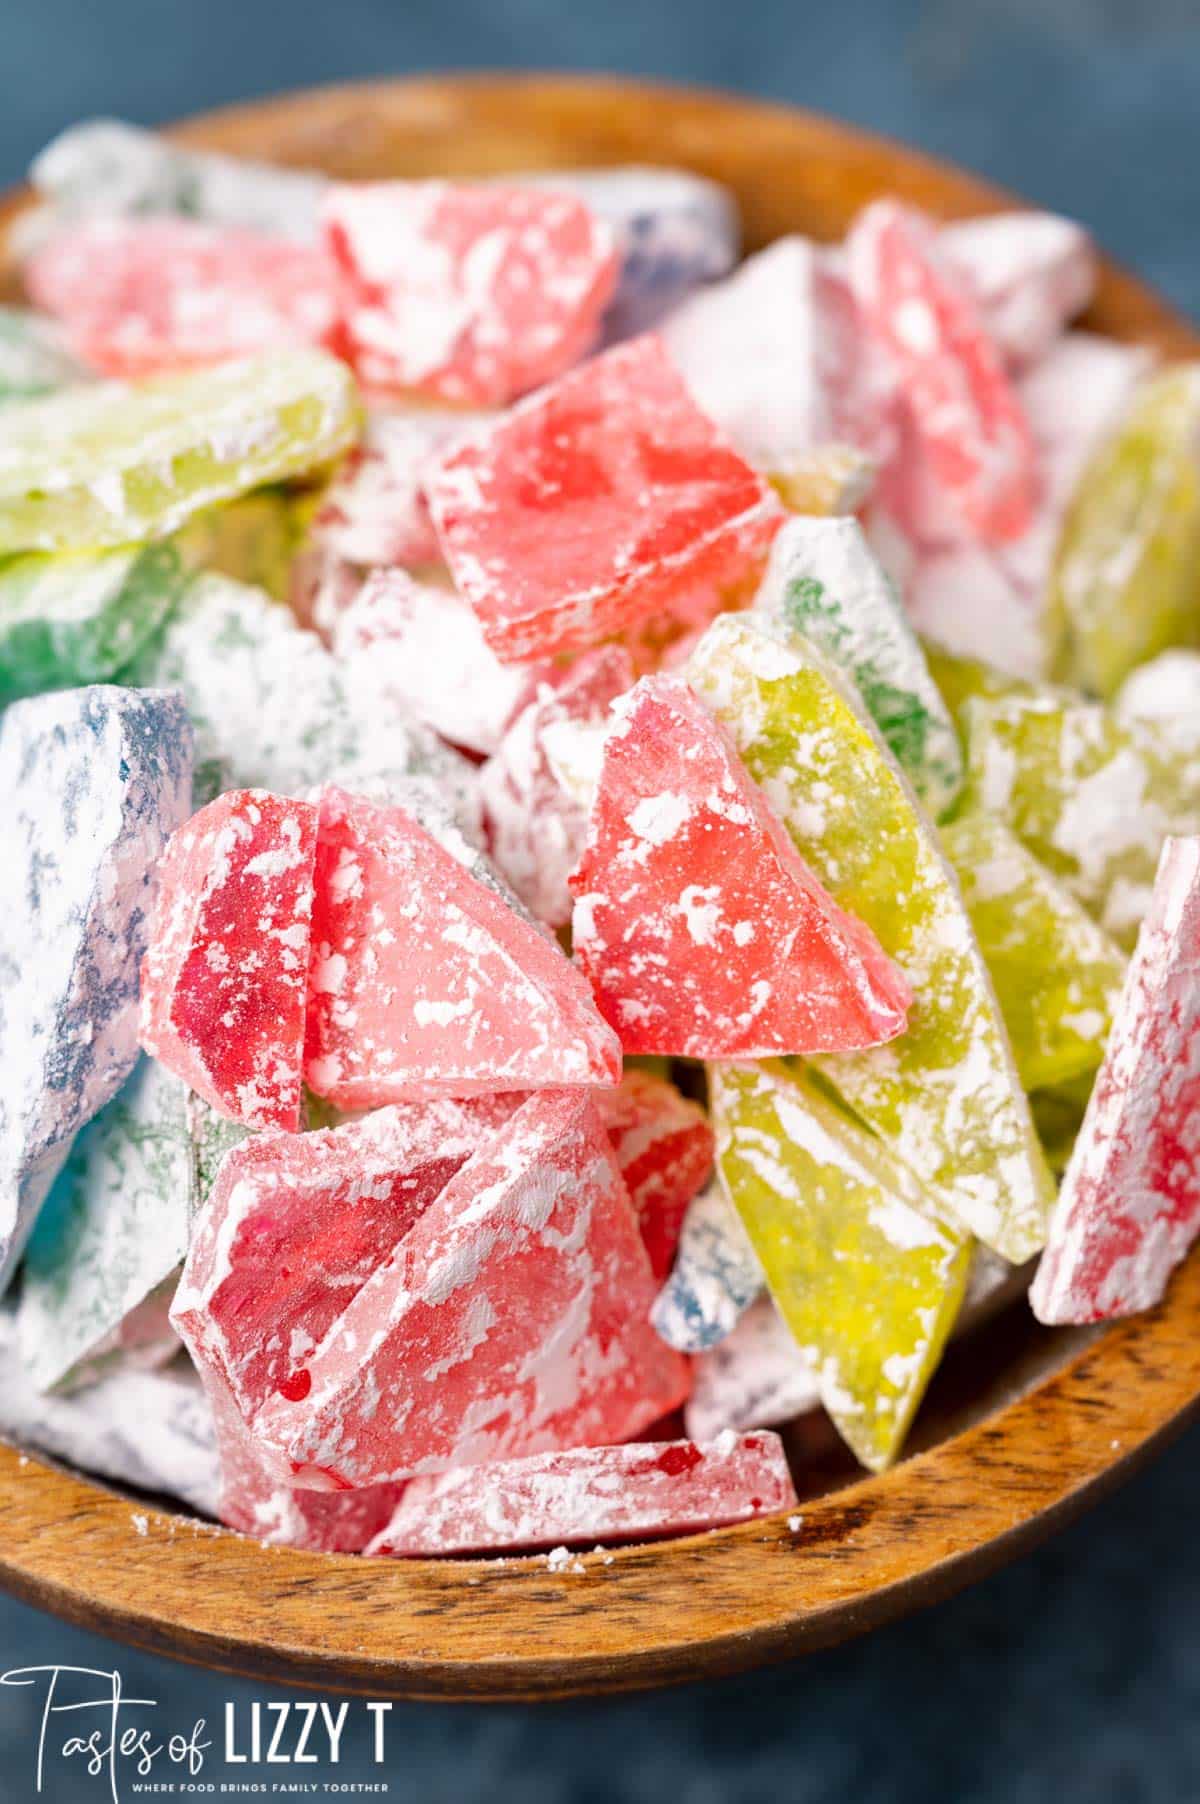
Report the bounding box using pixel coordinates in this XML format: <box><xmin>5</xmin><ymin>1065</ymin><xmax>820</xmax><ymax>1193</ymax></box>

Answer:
<box><xmin>2</xmin><ymin>71</ymin><xmax>1198</xmax><ymax>1703</ymax></box>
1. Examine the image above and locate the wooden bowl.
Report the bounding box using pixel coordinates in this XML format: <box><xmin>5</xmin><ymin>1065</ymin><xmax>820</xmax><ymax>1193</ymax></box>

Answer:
<box><xmin>2</xmin><ymin>74</ymin><xmax>1198</xmax><ymax>1703</ymax></box>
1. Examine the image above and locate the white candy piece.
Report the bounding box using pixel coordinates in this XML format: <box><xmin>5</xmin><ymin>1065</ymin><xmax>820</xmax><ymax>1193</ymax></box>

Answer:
<box><xmin>0</xmin><ymin>685</ymin><xmax>193</xmax><ymax>1292</ymax></box>
<box><xmin>686</xmin><ymin>1294</ymin><xmax>820</xmax><ymax>1440</ymax></box>
<box><xmin>651</xmin><ymin>1176</ymin><xmax>765</xmax><ymax>1353</ymax></box>
<box><xmin>940</xmin><ymin>212</ymin><xmax>1098</xmax><ymax>368</ymax></box>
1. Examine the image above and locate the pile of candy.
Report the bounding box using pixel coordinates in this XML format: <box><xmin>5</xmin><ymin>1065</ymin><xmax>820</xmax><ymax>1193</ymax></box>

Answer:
<box><xmin>4</xmin><ymin>115</ymin><xmax>1200</xmax><ymax>1562</ymax></box>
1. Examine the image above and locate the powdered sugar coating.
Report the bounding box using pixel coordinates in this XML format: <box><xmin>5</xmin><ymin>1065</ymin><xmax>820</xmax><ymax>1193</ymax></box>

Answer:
<box><xmin>651</xmin><ymin>1175</ymin><xmax>765</xmax><ymax>1353</ymax></box>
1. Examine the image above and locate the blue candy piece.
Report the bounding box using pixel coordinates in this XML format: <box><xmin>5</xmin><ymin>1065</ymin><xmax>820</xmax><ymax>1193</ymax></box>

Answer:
<box><xmin>0</xmin><ymin>684</ymin><xmax>193</xmax><ymax>1292</ymax></box>
<box><xmin>650</xmin><ymin>1176</ymin><xmax>764</xmax><ymax>1353</ymax></box>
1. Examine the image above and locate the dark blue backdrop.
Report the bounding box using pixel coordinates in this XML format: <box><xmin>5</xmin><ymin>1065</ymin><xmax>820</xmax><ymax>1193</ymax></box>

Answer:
<box><xmin>3</xmin><ymin>3</ymin><xmax>1200</xmax><ymax>1798</ymax></box>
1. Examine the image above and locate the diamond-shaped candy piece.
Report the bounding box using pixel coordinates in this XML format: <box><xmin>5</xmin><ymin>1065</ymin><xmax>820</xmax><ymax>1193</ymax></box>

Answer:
<box><xmin>651</xmin><ymin>1175</ymin><xmax>765</xmax><ymax>1353</ymax></box>
<box><xmin>846</xmin><ymin>200</ymin><xmax>1038</xmax><ymax>544</ymax></box>
<box><xmin>687</xmin><ymin>615</ymin><xmax>1054</xmax><ymax>1260</ymax></box>
<box><xmin>304</xmin><ymin>785</ymin><xmax>620</xmax><ymax>1109</ymax></box>
<box><xmin>324</xmin><ymin>181</ymin><xmax>618</xmax><ymax>405</ymax></box>
<box><xmin>0</xmin><ymin>347</ymin><xmax>361</xmax><ymax>554</ymax></box>
<box><xmin>254</xmin><ymin>1090</ymin><xmax>691</xmax><ymax>1487</ymax></box>
<box><xmin>0</xmin><ymin>539</ymin><xmax>188</xmax><ymax>707</ymax></box>
<box><xmin>754</xmin><ymin>515</ymin><xmax>962</xmax><ymax>816</ymax></box>
<box><xmin>480</xmin><ymin>645</ymin><xmax>633</xmax><ymax>927</ymax></box>
<box><xmin>662</xmin><ymin>237</ymin><xmax>895</xmax><ymax>476</ymax></box>
<box><xmin>426</xmin><ymin>335</ymin><xmax>782</xmax><ymax>662</ymax></box>
<box><xmin>24</xmin><ymin>216</ymin><xmax>339</xmax><ymax>377</ymax></box>
<box><xmin>139</xmin><ymin>789</ymin><xmax>318</xmax><ymax>1130</ymax></box>
<box><xmin>366</xmin><ymin>1431</ymin><xmax>796</xmax><ymax>1557</ymax></box>
<box><xmin>712</xmin><ymin>1059</ymin><xmax>970</xmax><ymax>1471</ymax></box>
<box><xmin>570</xmin><ymin>673</ymin><xmax>911</xmax><ymax>1059</ymax></box>
<box><xmin>595</xmin><ymin>1069</ymin><xmax>714</xmax><ymax>1280</ymax></box>
<box><xmin>941</xmin><ymin>811</ymin><xmax>1126</xmax><ymax>1093</ymax></box>
<box><xmin>0</xmin><ymin>685</ymin><xmax>193</xmax><ymax>1292</ymax></box>
<box><xmin>1032</xmin><ymin>837</ymin><xmax>1200</xmax><ymax>1323</ymax></box>
<box><xmin>939</xmin><ymin>212</ymin><xmax>1096</xmax><ymax>368</ymax></box>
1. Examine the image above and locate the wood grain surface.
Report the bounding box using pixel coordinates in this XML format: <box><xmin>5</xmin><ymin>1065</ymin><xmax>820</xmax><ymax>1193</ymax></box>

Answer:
<box><xmin>0</xmin><ymin>74</ymin><xmax>1197</xmax><ymax>1701</ymax></box>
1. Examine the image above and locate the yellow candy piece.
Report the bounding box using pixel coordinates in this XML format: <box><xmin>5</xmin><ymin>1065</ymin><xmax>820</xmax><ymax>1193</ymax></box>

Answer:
<box><xmin>922</xmin><ymin>638</ymin><xmax>1043</xmax><ymax>734</ymax></box>
<box><xmin>687</xmin><ymin>613</ymin><xmax>1054</xmax><ymax>1261</ymax></box>
<box><xmin>1048</xmin><ymin>365</ymin><xmax>1200</xmax><ymax>698</ymax></box>
<box><xmin>768</xmin><ymin>443</ymin><xmax>876</xmax><ymax>517</ymax></box>
<box><xmin>941</xmin><ymin>812</ymin><xmax>1125</xmax><ymax>1092</ymax></box>
<box><xmin>177</xmin><ymin>484</ymin><xmax>318</xmax><ymax>602</ymax></box>
<box><xmin>1030</xmin><ymin>1074</ymin><xmax>1093</xmax><ymax>1178</ymax></box>
<box><xmin>711</xmin><ymin>1059</ymin><xmax>970</xmax><ymax>1471</ymax></box>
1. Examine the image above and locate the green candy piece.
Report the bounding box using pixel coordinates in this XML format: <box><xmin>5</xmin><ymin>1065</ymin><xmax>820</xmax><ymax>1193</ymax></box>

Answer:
<box><xmin>687</xmin><ymin>613</ymin><xmax>1054</xmax><ymax>1261</ymax></box>
<box><xmin>941</xmin><ymin>812</ymin><xmax>1126</xmax><ymax>1092</ymax></box>
<box><xmin>0</xmin><ymin>540</ymin><xmax>187</xmax><ymax>705</ymax></box>
<box><xmin>0</xmin><ymin>306</ymin><xmax>86</xmax><ymax>407</ymax></box>
<box><xmin>0</xmin><ymin>348</ymin><xmax>361</xmax><ymax>554</ymax></box>
<box><xmin>1048</xmin><ymin>365</ymin><xmax>1200</xmax><ymax>698</ymax></box>
<box><xmin>17</xmin><ymin>1057</ymin><xmax>245</xmax><ymax>1393</ymax></box>
<box><xmin>711</xmin><ymin>1059</ymin><xmax>970</xmax><ymax>1472</ymax></box>
<box><xmin>756</xmin><ymin>517</ymin><xmax>963</xmax><ymax>816</ymax></box>
<box><xmin>959</xmin><ymin>693</ymin><xmax>1200</xmax><ymax>949</ymax></box>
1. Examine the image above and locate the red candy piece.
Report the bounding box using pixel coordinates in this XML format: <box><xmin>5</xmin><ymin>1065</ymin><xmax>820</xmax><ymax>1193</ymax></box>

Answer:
<box><xmin>323</xmin><ymin>181</ymin><xmax>618</xmax><ymax>405</ymax></box>
<box><xmin>139</xmin><ymin>790</ymin><xmax>317</xmax><ymax>1130</ymax></box>
<box><xmin>596</xmin><ymin>1070</ymin><xmax>714</xmax><ymax>1279</ymax></box>
<box><xmin>304</xmin><ymin>785</ymin><xmax>621</xmax><ymax>1109</ymax></box>
<box><xmin>171</xmin><ymin>1097</ymin><xmax>517</xmax><ymax>1423</ymax></box>
<box><xmin>570</xmin><ymin>675</ymin><xmax>911</xmax><ymax>1058</ymax></box>
<box><xmin>426</xmin><ymin>335</ymin><xmax>783</xmax><ymax>662</ymax></box>
<box><xmin>846</xmin><ymin>200</ymin><xmax>1039</xmax><ymax>544</ymax></box>
<box><xmin>366</xmin><ymin>1430</ymin><xmax>796</xmax><ymax>1556</ymax></box>
<box><xmin>254</xmin><ymin>1090</ymin><xmax>691</xmax><ymax>1487</ymax></box>
<box><xmin>1031</xmin><ymin>838</ymin><xmax>1200</xmax><ymax>1325</ymax></box>
<box><xmin>480</xmin><ymin>645</ymin><xmax>634</xmax><ymax>926</ymax></box>
<box><xmin>25</xmin><ymin>216</ymin><xmax>339</xmax><ymax>377</ymax></box>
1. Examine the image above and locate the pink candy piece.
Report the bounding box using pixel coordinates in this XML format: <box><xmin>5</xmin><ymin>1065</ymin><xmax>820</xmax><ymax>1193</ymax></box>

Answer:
<box><xmin>323</xmin><ymin>181</ymin><xmax>618</xmax><ymax>405</ymax></box>
<box><xmin>333</xmin><ymin>569</ymin><xmax>543</xmax><ymax>758</ymax></box>
<box><xmin>480</xmin><ymin>645</ymin><xmax>634</xmax><ymax>926</ymax></box>
<box><xmin>426</xmin><ymin>335</ymin><xmax>783</xmax><ymax>663</ymax></box>
<box><xmin>25</xmin><ymin>216</ymin><xmax>338</xmax><ymax>377</ymax></box>
<box><xmin>365</xmin><ymin>1431</ymin><xmax>796</xmax><ymax>1556</ymax></box>
<box><xmin>1031</xmin><ymin>838</ymin><xmax>1200</xmax><ymax>1325</ymax></box>
<box><xmin>939</xmin><ymin>212</ymin><xmax>1097</xmax><ymax>369</ymax></box>
<box><xmin>570</xmin><ymin>675</ymin><xmax>911</xmax><ymax>1058</ymax></box>
<box><xmin>303</xmin><ymin>785</ymin><xmax>621</xmax><ymax>1110</ymax></box>
<box><xmin>596</xmin><ymin>1070</ymin><xmax>714</xmax><ymax>1279</ymax></box>
<box><xmin>139</xmin><ymin>790</ymin><xmax>317</xmax><ymax>1130</ymax></box>
<box><xmin>254</xmin><ymin>1089</ymin><xmax>691</xmax><ymax>1488</ymax></box>
<box><xmin>847</xmin><ymin>200</ymin><xmax>1039</xmax><ymax>545</ymax></box>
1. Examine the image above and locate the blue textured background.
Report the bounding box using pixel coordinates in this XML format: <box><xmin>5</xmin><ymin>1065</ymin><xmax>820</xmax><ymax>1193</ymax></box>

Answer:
<box><xmin>3</xmin><ymin>3</ymin><xmax>1200</xmax><ymax>1797</ymax></box>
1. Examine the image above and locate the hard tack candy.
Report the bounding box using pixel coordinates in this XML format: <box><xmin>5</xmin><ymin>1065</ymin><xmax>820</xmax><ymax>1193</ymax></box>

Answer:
<box><xmin>939</xmin><ymin>212</ymin><xmax>1097</xmax><ymax>368</ymax></box>
<box><xmin>651</xmin><ymin>1175</ymin><xmax>765</xmax><ymax>1353</ymax></box>
<box><xmin>941</xmin><ymin>811</ymin><xmax>1126</xmax><ymax>1092</ymax></box>
<box><xmin>712</xmin><ymin>1059</ymin><xmax>970</xmax><ymax>1471</ymax></box>
<box><xmin>520</xmin><ymin>164</ymin><xmax>739</xmax><ymax>342</ymax></box>
<box><xmin>754</xmin><ymin>514</ymin><xmax>963</xmax><ymax>816</ymax></box>
<box><xmin>0</xmin><ymin>685</ymin><xmax>193</xmax><ymax>1292</ymax></box>
<box><xmin>662</xmin><ymin>237</ymin><xmax>895</xmax><ymax>476</ymax></box>
<box><xmin>595</xmin><ymin>1070</ymin><xmax>714</xmax><ymax>1280</ymax></box>
<box><xmin>922</xmin><ymin>640</ymin><xmax>1042</xmax><ymax>733</ymax></box>
<box><xmin>958</xmin><ymin>693</ymin><xmax>1200</xmax><ymax>949</ymax></box>
<box><xmin>685</xmin><ymin>1295</ymin><xmax>820</xmax><ymax>1441</ymax></box>
<box><xmin>366</xmin><ymin>1432</ymin><xmax>796</xmax><ymax>1556</ymax></box>
<box><xmin>304</xmin><ymin>785</ymin><xmax>621</xmax><ymax>1109</ymax></box>
<box><xmin>0</xmin><ymin>539</ymin><xmax>187</xmax><ymax>707</ymax></box>
<box><xmin>480</xmin><ymin>646</ymin><xmax>633</xmax><ymax>928</ymax></box>
<box><xmin>324</xmin><ymin>181</ymin><xmax>618</xmax><ymax>405</ymax></box>
<box><xmin>0</xmin><ymin>348</ymin><xmax>361</xmax><ymax>554</ymax></box>
<box><xmin>334</xmin><ymin>570</ymin><xmax>540</xmax><ymax>759</ymax></box>
<box><xmin>570</xmin><ymin>672</ymin><xmax>911</xmax><ymax>1059</ymax></box>
<box><xmin>1047</xmin><ymin>365</ymin><xmax>1200</xmax><ymax>698</ymax></box>
<box><xmin>0</xmin><ymin>305</ymin><xmax>87</xmax><ymax>406</ymax></box>
<box><xmin>139</xmin><ymin>789</ymin><xmax>318</xmax><ymax>1130</ymax></box>
<box><xmin>687</xmin><ymin>614</ymin><xmax>1054</xmax><ymax>1260</ymax></box>
<box><xmin>253</xmin><ymin>1090</ymin><xmax>691</xmax><ymax>1486</ymax></box>
<box><xmin>426</xmin><ymin>334</ymin><xmax>782</xmax><ymax>663</ymax></box>
<box><xmin>24</xmin><ymin>216</ymin><xmax>339</xmax><ymax>377</ymax></box>
<box><xmin>769</xmin><ymin>443</ymin><xmax>877</xmax><ymax>518</ymax></box>
<box><xmin>17</xmin><ymin>1057</ymin><xmax>192</xmax><ymax>1393</ymax></box>
<box><xmin>1032</xmin><ymin>836</ymin><xmax>1200</xmax><ymax>1323</ymax></box>
<box><xmin>846</xmin><ymin>200</ymin><xmax>1038</xmax><ymax>545</ymax></box>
